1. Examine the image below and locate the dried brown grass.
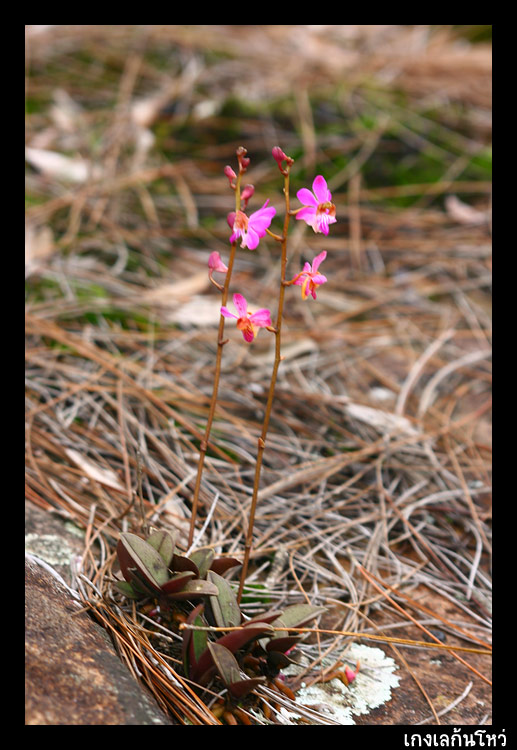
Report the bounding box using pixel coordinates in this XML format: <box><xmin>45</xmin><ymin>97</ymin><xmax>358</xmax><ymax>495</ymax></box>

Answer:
<box><xmin>25</xmin><ymin>25</ymin><xmax>491</xmax><ymax>725</ymax></box>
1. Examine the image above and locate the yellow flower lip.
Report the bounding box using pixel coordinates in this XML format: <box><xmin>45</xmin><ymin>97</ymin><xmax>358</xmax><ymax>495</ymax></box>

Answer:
<box><xmin>233</xmin><ymin>210</ymin><xmax>249</xmax><ymax>231</ymax></box>
<box><xmin>318</xmin><ymin>201</ymin><xmax>336</xmax><ymax>216</ymax></box>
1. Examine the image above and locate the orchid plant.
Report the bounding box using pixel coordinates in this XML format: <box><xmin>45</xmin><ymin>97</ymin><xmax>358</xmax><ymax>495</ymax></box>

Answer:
<box><xmin>189</xmin><ymin>146</ymin><xmax>336</xmax><ymax>602</ymax></box>
<box><xmin>113</xmin><ymin>146</ymin><xmax>346</xmax><ymax>722</ymax></box>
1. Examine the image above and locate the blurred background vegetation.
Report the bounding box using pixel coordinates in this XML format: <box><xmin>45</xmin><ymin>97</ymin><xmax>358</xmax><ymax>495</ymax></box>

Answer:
<box><xmin>25</xmin><ymin>25</ymin><xmax>491</xmax><ymax>313</ymax></box>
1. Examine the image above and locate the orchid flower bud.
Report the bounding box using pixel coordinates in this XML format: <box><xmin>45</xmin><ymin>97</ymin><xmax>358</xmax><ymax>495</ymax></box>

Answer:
<box><xmin>344</xmin><ymin>666</ymin><xmax>357</xmax><ymax>684</ymax></box>
<box><xmin>224</xmin><ymin>165</ymin><xmax>237</xmax><ymax>188</ymax></box>
<box><xmin>208</xmin><ymin>251</ymin><xmax>228</xmax><ymax>291</ymax></box>
<box><xmin>241</xmin><ymin>184</ymin><xmax>255</xmax><ymax>209</ymax></box>
<box><xmin>272</xmin><ymin>146</ymin><xmax>287</xmax><ymax>165</ymax></box>
<box><xmin>272</xmin><ymin>146</ymin><xmax>294</xmax><ymax>174</ymax></box>
<box><xmin>236</xmin><ymin>146</ymin><xmax>250</xmax><ymax>173</ymax></box>
<box><xmin>208</xmin><ymin>251</ymin><xmax>228</xmax><ymax>275</ymax></box>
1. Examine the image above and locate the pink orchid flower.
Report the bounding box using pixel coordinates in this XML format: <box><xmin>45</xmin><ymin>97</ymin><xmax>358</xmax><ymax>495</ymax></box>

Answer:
<box><xmin>296</xmin><ymin>175</ymin><xmax>336</xmax><ymax>235</ymax></box>
<box><xmin>221</xmin><ymin>293</ymin><xmax>272</xmax><ymax>342</ymax></box>
<box><xmin>291</xmin><ymin>251</ymin><xmax>328</xmax><ymax>300</ymax></box>
<box><xmin>208</xmin><ymin>251</ymin><xmax>228</xmax><ymax>275</ymax></box>
<box><xmin>227</xmin><ymin>199</ymin><xmax>276</xmax><ymax>250</ymax></box>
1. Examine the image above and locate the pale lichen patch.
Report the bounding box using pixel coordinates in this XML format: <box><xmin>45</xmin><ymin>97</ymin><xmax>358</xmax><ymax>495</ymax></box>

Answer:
<box><xmin>282</xmin><ymin>643</ymin><xmax>400</xmax><ymax>725</ymax></box>
<box><xmin>25</xmin><ymin>533</ymin><xmax>74</xmax><ymax>567</ymax></box>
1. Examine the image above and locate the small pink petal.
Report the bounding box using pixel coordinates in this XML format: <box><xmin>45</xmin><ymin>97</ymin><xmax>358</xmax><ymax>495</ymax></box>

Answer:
<box><xmin>249</xmin><ymin>308</ymin><xmax>272</xmax><ymax>327</ymax></box>
<box><xmin>297</xmin><ymin>188</ymin><xmax>319</xmax><ymax>207</ymax></box>
<box><xmin>312</xmin><ymin>175</ymin><xmax>331</xmax><ymax>203</ymax></box>
<box><xmin>249</xmin><ymin>202</ymin><xmax>276</xmax><ymax>232</ymax></box>
<box><xmin>250</xmin><ymin>215</ymin><xmax>274</xmax><ymax>234</ymax></box>
<box><xmin>295</xmin><ymin>206</ymin><xmax>317</xmax><ymax>223</ymax></box>
<box><xmin>233</xmin><ymin>293</ymin><xmax>248</xmax><ymax>318</ymax></box>
<box><xmin>246</xmin><ymin>227</ymin><xmax>260</xmax><ymax>250</ymax></box>
<box><xmin>208</xmin><ymin>251</ymin><xmax>228</xmax><ymax>273</ymax></box>
<box><xmin>220</xmin><ymin>306</ymin><xmax>236</xmax><ymax>319</ymax></box>
<box><xmin>311</xmin><ymin>250</ymin><xmax>327</xmax><ymax>272</ymax></box>
<box><xmin>249</xmin><ymin>198</ymin><xmax>271</xmax><ymax>216</ymax></box>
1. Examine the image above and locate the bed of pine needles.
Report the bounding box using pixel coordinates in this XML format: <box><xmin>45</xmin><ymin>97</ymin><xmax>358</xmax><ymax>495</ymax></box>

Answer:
<box><xmin>25</xmin><ymin>25</ymin><xmax>492</xmax><ymax>725</ymax></box>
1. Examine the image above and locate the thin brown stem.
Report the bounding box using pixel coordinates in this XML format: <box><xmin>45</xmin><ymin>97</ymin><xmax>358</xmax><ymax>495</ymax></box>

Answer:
<box><xmin>188</xmin><ymin>174</ymin><xmax>243</xmax><ymax>548</ymax></box>
<box><xmin>237</xmin><ymin>168</ymin><xmax>291</xmax><ymax>602</ymax></box>
<box><xmin>265</xmin><ymin>227</ymin><xmax>284</xmax><ymax>242</ymax></box>
<box><xmin>178</xmin><ymin>623</ymin><xmax>491</xmax><ymax>657</ymax></box>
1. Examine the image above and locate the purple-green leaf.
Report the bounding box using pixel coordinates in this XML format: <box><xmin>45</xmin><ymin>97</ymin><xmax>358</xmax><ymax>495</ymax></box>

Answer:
<box><xmin>228</xmin><ymin>676</ymin><xmax>266</xmax><ymax>700</ymax></box>
<box><xmin>126</xmin><ymin>567</ymin><xmax>162</xmax><ymax>595</ymax></box>
<box><xmin>146</xmin><ymin>528</ymin><xmax>175</xmax><ymax>567</ymax></box>
<box><xmin>244</xmin><ymin>609</ymin><xmax>284</xmax><ymax>626</ymax></box>
<box><xmin>113</xmin><ymin>580</ymin><xmax>141</xmax><ymax>599</ymax></box>
<box><xmin>207</xmin><ymin>570</ymin><xmax>241</xmax><ymax>628</ymax></box>
<box><xmin>182</xmin><ymin>603</ymin><xmax>207</xmax><ymax>677</ymax></box>
<box><xmin>272</xmin><ymin>603</ymin><xmax>326</xmax><ymax>630</ymax></box>
<box><xmin>209</xmin><ymin>556</ymin><xmax>242</xmax><ymax>576</ymax></box>
<box><xmin>266</xmin><ymin>635</ymin><xmax>300</xmax><ymax>653</ymax></box>
<box><xmin>171</xmin><ymin>553</ymin><xmax>199</xmax><ymax>578</ymax></box>
<box><xmin>188</xmin><ymin>549</ymin><xmax>215</xmax><ymax>579</ymax></box>
<box><xmin>163</xmin><ymin>579</ymin><xmax>218</xmax><ymax>601</ymax></box>
<box><xmin>160</xmin><ymin>571</ymin><xmax>195</xmax><ymax>594</ymax></box>
<box><xmin>192</xmin><ymin>622</ymin><xmax>274</xmax><ymax>683</ymax></box>
<box><xmin>117</xmin><ymin>533</ymin><xmax>170</xmax><ymax>590</ymax></box>
<box><xmin>208</xmin><ymin>643</ymin><xmax>265</xmax><ymax>699</ymax></box>
<box><xmin>266</xmin><ymin>651</ymin><xmax>292</xmax><ymax>671</ymax></box>
<box><xmin>207</xmin><ymin>642</ymin><xmax>241</xmax><ymax>685</ymax></box>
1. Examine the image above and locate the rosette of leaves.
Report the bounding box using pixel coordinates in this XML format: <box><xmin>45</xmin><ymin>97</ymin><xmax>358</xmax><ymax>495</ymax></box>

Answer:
<box><xmin>115</xmin><ymin>529</ymin><xmax>326</xmax><ymax>707</ymax></box>
<box><xmin>115</xmin><ymin>529</ymin><xmax>240</xmax><ymax>601</ymax></box>
<box><xmin>182</xmin><ymin>568</ymin><xmax>326</xmax><ymax>701</ymax></box>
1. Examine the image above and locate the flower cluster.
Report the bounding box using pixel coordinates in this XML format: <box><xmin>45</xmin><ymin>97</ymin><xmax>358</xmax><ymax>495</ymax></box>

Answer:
<box><xmin>193</xmin><ymin>147</ymin><xmax>340</xmax><ymax>668</ymax></box>
<box><xmin>210</xmin><ymin>157</ymin><xmax>336</xmax><ymax>341</ymax></box>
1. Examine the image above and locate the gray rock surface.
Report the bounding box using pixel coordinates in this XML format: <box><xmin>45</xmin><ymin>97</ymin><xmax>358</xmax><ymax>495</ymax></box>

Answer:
<box><xmin>25</xmin><ymin>503</ymin><xmax>172</xmax><ymax>725</ymax></box>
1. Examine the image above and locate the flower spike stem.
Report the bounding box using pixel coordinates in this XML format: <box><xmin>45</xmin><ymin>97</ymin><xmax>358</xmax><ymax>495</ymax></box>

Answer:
<box><xmin>237</xmin><ymin>161</ymin><xmax>292</xmax><ymax>603</ymax></box>
<box><xmin>188</xmin><ymin>242</ymin><xmax>236</xmax><ymax>548</ymax></box>
<box><xmin>188</xmin><ymin>169</ymin><xmax>244</xmax><ymax>549</ymax></box>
